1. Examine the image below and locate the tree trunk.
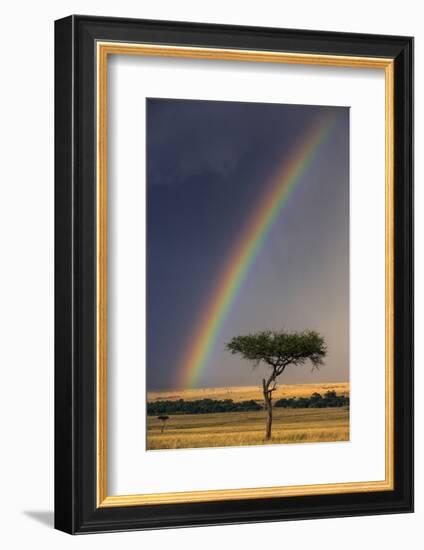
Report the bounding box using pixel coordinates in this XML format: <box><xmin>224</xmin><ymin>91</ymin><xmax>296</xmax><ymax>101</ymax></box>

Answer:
<box><xmin>263</xmin><ymin>378</ymin><xmax>273</xmax><ymax>440</ymax></box>
<box><xmin>265</xmin><ymin>399</ymin><xmax>272</xmax><ymax>440</ymax></box>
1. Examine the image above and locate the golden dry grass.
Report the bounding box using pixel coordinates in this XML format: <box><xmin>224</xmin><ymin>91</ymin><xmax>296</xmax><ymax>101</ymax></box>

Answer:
<box><xmin>147</xmin><ymin>382</ymin><xmax>349</xmax><ymax>403</ymax></box>
<box><xmin>147</xmin><ymin>406</ymin><xmax>349</xmax><ymax>450</ymax></box>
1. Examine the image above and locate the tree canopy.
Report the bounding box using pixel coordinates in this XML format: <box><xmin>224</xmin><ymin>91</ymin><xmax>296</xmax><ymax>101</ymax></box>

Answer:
<box><xmin>226</xmin><ymin>330</ymin><xmax>327</xmax><ymax>375</ymax></box>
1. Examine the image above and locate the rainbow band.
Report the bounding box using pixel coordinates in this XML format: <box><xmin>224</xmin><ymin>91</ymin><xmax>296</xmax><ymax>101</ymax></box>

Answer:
<box><xmin>178</xmin><ymin>114</ymin><xmax>337</xmax><ymax>389</ymax></box>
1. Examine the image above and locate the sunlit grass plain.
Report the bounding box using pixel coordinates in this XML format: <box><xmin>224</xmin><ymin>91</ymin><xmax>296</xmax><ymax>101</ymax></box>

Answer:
<box><xmin>147</xmin><ymin>383</ymin><xmax>350</xmax><ymax>450</ymax></box>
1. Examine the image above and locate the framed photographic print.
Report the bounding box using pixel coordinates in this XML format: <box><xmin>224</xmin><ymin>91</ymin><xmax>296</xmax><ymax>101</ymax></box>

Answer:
<box><xmin>54</xmin><ymin>15</ymin><xmax>413</xmax><ymax>534</ymax></box>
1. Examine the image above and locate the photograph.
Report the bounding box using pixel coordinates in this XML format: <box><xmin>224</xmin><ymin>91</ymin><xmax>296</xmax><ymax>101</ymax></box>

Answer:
<box><xmin>146</xmin><ymin>98</ymin><xmax>350</xmax><ymax>451</ymax></box>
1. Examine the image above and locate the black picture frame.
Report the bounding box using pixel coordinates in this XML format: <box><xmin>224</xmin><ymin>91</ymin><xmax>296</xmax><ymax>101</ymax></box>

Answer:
<box><xmin>55</xmin><ymin>15</ymin><xmax>413</xmax><ymax>534</ymax></box>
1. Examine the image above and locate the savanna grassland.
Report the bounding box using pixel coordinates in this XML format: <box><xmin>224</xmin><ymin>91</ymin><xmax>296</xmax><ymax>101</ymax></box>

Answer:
<box><xmin>147</xmin><ymin>383</ymin><xmax>349</xmax><ymax>450</ymax></box>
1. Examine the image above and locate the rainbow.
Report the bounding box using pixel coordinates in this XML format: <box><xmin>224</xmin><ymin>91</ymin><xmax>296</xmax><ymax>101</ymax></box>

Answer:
<box><xmin>178</xmin><ymin>113</ymin><xmax>337</xmax><ymax>389</ymax></box>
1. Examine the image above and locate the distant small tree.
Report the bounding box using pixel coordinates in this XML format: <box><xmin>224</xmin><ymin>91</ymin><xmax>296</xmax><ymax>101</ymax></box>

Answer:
<box><xmin>226</xmin><ymin>330</ymin><xmax>326</xmax><ymax>440</ymax></box>
<box><xmin>157</xmin><ymin>415</ymin><xmax>170</xmax><ymax>433</ymax></box>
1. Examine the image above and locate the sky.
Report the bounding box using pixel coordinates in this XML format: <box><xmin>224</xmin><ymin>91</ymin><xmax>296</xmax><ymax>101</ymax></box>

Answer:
<box><xmin>146</xmin><ymin>98</ymin><xmax>349</xmax><ymax>391</ymax></box>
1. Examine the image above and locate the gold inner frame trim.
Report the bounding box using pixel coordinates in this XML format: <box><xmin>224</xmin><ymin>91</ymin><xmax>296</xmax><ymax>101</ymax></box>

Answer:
<box><xmin>96</xmin><ymin>41</ymin><xmax>395</xmax><ymax>508</ymax></box>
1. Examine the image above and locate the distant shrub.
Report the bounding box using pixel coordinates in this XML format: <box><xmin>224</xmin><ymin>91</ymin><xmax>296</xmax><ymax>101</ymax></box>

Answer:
<box><xmin>274</xmin><ymin>391</ymin><xmax>349</xmax><ymax>409</ymax></box>
<box><xmin>147</xmin><ymin>398</ymin><xmax>261</xmax><ymax>416</ymax></box>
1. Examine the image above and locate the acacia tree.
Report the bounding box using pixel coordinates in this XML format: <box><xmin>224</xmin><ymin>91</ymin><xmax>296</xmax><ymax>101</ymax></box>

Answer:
<box><xmin>226</xmin><ymin>330</ymin><xmax>326</xmax><ymax>440</ymax></box>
